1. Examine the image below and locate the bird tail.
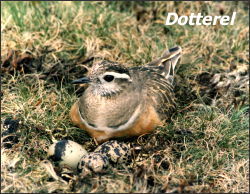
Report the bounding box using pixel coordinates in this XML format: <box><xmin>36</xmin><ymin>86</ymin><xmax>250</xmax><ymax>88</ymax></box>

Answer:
<box><xmin>146</xmin><ymin>46</ymin><xmax>182</xmax><ymax>83</ymax></box>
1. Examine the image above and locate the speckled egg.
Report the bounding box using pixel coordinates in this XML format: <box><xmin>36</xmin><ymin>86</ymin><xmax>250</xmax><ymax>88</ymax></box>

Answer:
<box><xmin>48</xmin><ymin>140</ymin><xmax>88</xmax><ymax>169</ymax></box>
<box><xmin>94</xmin><ymin>140</ymin><xmax>131</xmax><ymax>164</ymax></box>
<box><xmin>77</xmin><ymin>152</ymin><xmax>109</xmax><ymax>173</ymax></box>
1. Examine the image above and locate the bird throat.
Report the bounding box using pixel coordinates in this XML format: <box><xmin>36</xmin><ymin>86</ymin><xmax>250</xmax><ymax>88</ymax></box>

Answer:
<box><xmin>92</xmin><ymin>85</ymin><xmax>122</xmax><ymax>98</ymax></box>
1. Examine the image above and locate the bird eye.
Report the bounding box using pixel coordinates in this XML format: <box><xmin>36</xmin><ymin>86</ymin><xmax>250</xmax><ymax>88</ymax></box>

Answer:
<box><xmin>103</xmin><ymin>75</ymin><xmax>114</xmax><ymax>82</ymax></box>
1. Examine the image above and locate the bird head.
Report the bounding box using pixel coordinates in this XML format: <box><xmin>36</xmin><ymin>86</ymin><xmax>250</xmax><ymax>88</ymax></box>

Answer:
<box><xmin>72</xmin><ymin>60</ymin><xmax>132</xmax><ymax>97</ymax></box>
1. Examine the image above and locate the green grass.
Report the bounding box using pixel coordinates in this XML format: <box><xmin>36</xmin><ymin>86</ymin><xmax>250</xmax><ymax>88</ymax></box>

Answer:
<box><xmin>1</xmin><ymin>1</ymin><xmax>249</xmax><ymax>193</ymax></box>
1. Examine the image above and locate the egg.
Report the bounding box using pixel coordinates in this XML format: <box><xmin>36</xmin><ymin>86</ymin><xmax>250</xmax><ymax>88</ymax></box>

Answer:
<box><xmin>77</xmin><ymin>152</ymin><xmax>109</xmax><ymax>173</ymax></box>
<box><xmin>48</xmin><ymin>140</ymin><xmax>88</xmax><ymax>169</ymax></box>
<box><xmin>94</xmin><ymin>140</ymin><xmax>132</xmax><ymax>164</ymax></box>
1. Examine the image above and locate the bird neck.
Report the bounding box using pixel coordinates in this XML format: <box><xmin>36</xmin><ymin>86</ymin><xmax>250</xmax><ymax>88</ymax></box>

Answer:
<box><xmin>91</xmin><ymin>85</ymin><xmax>122</xmax><ymax>98</ymax></box>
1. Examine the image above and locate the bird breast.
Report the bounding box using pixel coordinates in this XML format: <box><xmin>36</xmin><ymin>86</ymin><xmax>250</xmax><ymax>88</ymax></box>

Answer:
<box><xmin>78</xmin><ymin>89</ymin><xmax>142</xmax><ymax>131</ymax></box>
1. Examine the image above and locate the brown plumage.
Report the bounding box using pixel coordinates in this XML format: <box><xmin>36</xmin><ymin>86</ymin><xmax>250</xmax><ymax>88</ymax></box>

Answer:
<box><xmin>70</xmin><ymin>46</ymin><xmax>182</xmax><ymax>143</ymax></box>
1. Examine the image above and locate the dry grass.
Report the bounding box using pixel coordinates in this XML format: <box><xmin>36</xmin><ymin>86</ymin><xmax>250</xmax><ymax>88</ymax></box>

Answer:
<box><xmin>1</xmin><ymin>1</ymin><xmax>249</xmax><ymax>193</ymax></box>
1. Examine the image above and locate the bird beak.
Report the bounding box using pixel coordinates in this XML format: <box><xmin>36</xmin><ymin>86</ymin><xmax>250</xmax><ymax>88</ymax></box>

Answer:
<box><xmin>71</xmin><ymin>77</ymin><xmax>91</xmax><ymax>84</ymax></box>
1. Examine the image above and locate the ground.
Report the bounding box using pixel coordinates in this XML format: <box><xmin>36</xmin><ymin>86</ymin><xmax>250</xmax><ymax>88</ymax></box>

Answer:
<box><xmin>1</xmin><ymin>1</ymin><xmax>249</xmax><ymax>193</ymax></box>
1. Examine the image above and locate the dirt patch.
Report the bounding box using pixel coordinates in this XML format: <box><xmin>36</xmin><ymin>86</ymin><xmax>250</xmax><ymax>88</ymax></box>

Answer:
<box><xmin>1</xmin><ymin>48</ymin><xmax>89</xmax><ymax>84</ymax></box>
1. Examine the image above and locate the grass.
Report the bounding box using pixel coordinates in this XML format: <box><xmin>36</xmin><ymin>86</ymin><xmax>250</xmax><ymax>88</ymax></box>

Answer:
<box><xmin>1</xmin><ymin>1</ymin><xmax>249</xmax><ymax>193</ymax></box>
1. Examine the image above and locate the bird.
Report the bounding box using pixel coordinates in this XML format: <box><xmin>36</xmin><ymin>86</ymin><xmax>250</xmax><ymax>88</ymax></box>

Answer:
<box><xmin>70</xmin><ymin>46</ymin><xmax>182</xmax><ymax>144</ymax></box>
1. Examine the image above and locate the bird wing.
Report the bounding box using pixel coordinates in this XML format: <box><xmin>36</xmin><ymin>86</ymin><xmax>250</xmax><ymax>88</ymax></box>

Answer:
<box><xmin>131</xmin><ymin>66</ymin><xmax>176</xmax><ymax>121</ymax></box>
<box><xmin>145</xmin><ymin>46</ymin><xmax>182</xmax><ymax>84</ymax></box>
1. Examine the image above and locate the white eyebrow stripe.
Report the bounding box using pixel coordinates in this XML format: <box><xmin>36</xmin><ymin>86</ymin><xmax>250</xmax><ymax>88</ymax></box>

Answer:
<box><xmin>103</xmin><ymin>72</ymin><xmax>131</xmax><ymax>80</ymax></box>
